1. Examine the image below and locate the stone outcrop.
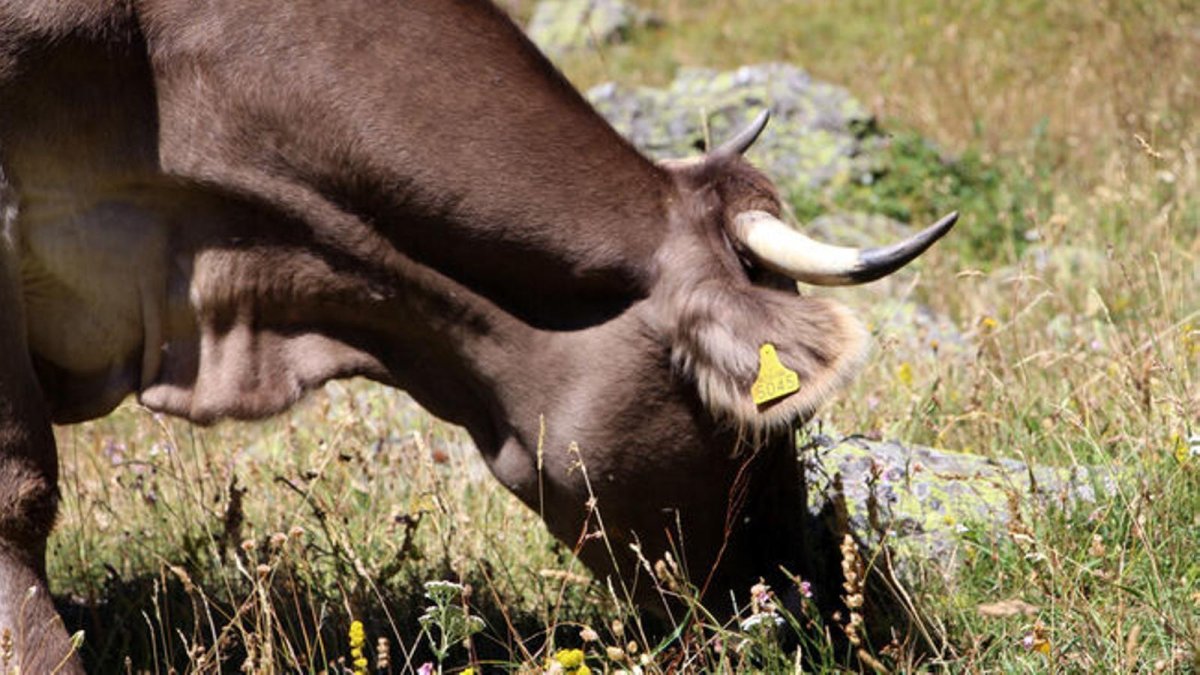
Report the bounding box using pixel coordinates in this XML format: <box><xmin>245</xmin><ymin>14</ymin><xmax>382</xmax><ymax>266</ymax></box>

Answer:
<box><xmin>588</xmin><ymin>63</ymin><xmax>883</xmax><ymax>196</ymax></box>
<box><xmin>804</xmin><ymin>435</ymin><xmax>1115</xmax><ymax>579</ymax></box>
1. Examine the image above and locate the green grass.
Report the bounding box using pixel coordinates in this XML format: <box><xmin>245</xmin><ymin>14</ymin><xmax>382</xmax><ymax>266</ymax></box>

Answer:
<box><xmin>45</xmin><ymin>0</ymin><xmax>1200</xmax><ymax>671</ymax></box>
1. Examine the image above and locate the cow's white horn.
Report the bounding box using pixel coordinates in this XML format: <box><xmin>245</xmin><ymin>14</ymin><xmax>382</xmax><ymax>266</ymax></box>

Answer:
<box><xmin>730</xmin><ymin>210</ymin><xmax>958</xmax><ymax>286</ymax></box>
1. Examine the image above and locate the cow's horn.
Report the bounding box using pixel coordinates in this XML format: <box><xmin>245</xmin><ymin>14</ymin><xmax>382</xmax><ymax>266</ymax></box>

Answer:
<box><xmin>730</xmin><ymin>210</ymin><xmax>958</xmax><ymax>286</ymax></box>
<box><xmin>712</xmin><ymin>110</ymin><xmax>771</xmax><ymax>156</ymax></box>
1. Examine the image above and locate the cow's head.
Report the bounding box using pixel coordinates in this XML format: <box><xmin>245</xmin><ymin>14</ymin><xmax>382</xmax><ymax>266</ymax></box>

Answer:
<box><xmin>658</xmin><ymin>112</ymin><xmax>955</xmax><ymax>434</ymax></box>
<box><xmin>470</xmin><ymin>112</ymin><xmax>955</xmax><ymax>615</ymax></box>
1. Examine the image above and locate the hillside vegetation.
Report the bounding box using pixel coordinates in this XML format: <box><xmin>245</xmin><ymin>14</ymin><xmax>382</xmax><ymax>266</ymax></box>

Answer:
<box><xmin>49</xmin><ymin>1</ymin><xmax>1197</xmax><ymax>672</ymax></box>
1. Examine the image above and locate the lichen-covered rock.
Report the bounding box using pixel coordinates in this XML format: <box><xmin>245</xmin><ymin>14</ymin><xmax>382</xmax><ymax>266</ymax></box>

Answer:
<box><xmin>588</xmin><ymin>63</ymin><xmax>884</xmax><ymax>195</ymax></box>
<box><xmin>805</xmin><ymin>436</ymin><xmax>1116</xmax><ymax>577</ymax></box>
<box><xmin>526</xmin><ymin>0</ymin><xmax>656</xmax><ymax>59</ymax></box>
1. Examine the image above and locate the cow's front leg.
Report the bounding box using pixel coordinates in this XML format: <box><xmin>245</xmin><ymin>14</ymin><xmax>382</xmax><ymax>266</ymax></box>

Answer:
<box><xmin>0</xmin><ymin>217</ymin><xmax>82</xmax><ymax>672</ymax></box>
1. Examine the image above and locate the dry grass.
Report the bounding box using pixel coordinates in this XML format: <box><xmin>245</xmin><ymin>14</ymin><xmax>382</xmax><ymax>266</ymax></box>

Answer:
<box><xmin>41</xmin><ymin>0</ymin><xmax>1200</xmax><ymax>672</ymax></box>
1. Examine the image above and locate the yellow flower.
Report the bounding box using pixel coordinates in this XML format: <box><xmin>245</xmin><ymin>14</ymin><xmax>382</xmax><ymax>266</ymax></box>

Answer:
<box><xmin>896</xmin><ymin>361</ymin><xmax>914</xmax><ymax>387</ymax></box>
<box><xmin>349</xmin><ymin>620</ymin><xmax>367</xmax><ymax>675</ymax></box>
<box><xmin>554</xmin><ymin>649</ymin><xmax>584</xmax><ymax>669</ymax></box>
<box><xmin>544</xmin><ymin>648</ymin><xmax>592</xmax><ymax>674</ymax></box>
<box><xmin>462</xmin><ymin>669</ymin><xmax>475</xmax><ymax>675</ymax></box>
<box><xmin>1173</xmin><ymin>434</ymin><xmax>1190</xmax><ymax>464</ymax></box>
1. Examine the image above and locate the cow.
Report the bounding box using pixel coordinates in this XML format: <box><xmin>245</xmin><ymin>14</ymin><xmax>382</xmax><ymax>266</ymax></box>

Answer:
<box><xmin>0</xmin><ymin>0</ymin><xmax>955</xmax><ymax>670</ymax></box>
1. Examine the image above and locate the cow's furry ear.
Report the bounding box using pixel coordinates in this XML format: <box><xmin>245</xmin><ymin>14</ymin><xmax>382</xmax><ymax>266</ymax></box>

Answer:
<box><xmin>669</xmin><ymin>282</ymin><xmax>869</xmax><ymax>434</ymax></box>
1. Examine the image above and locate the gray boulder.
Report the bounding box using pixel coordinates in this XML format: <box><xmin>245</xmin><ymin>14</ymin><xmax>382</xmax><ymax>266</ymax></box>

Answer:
<box><xmin>805</xmin><ymin>436</ymin><xmax>1116</xmax><ymax>578</ymax></box>
<box><xmin>588</xmin><ymin>62</ymin><xmax>883</xmax><ymax>195</ymax></box>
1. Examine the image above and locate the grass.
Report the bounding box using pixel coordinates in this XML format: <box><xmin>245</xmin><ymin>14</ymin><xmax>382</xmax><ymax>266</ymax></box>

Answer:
<box><xmin>44</xmin><ymin>0</ymin><xmax>1199</xmax><ymax>671</ymax></box>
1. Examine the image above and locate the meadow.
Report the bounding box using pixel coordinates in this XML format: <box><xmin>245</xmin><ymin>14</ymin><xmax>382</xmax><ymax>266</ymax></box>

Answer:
<box><xmin>47</xmin><ymin>0</ymin><xmax>1198</xmax><ymax>671</ymax></box>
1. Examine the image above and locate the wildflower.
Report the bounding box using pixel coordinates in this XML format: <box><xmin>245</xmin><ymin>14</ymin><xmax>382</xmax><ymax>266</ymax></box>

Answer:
<box><xmin>896</xmin><ymin>361</ymin><xmax>914</xmax><ymax>387</ymax></box>
<box><xmin>740</xmin><ymin>612</ymin><xmax>784</xmax><ymax>631</ymax></box>
<box><xmin>461</xmin><ymin>668</ymin><xmax>475</xmax><ymax>675</ymax></box>
<box><xmin>349</xmin><ymin>620</ymin><xmax>368</xmax><ymax>675</ymax></box>
<box><xmin>749</xmin><ymin>581</ymin><xmax>777</xmax><ymax>614</ymax></box>
<box><xmin>555</xmin><ymin>648</ymin><xmax>584</xmax><ymax>669</ymax></box>
<box><xmin>417</xmin><ymin>663</ymin><xmax>434</xmax><ymax>675</ymax></box>
<box><xmin>548</xmin><ymin>648</ymin><xmax>591</xmax><ymax>675</ymax></box>
<box><xmin>1181</xmin><ymin>322</ymin><xmax>1198</xmax><ymax>357</ymax></box>
<box><xmin>605</xmin><ymin>646</ymin><xmax>626</xmax><ymax>662</ymax></box>
<box><xmin>798</xmin><ymin>580</ymin><xmax>813</xmax><ymax>599</ymax></box>
<box><xmin>424</xmin><ymin>579</ymin><xmax>468</xmax><ymax>599</ymax></box>
<box><xmin>1021</xmin><ymin>622</ymin><xmax>1051</xmax><ymax>656</ymax></box>
<box><xmin>579</xmin><ymin>626</ymin><xmax>599</xmax><ymax>642</ymax></box>
<box><xmin>840</xmin><ymin>534</ymin><xmax>866</xmax><ymax>646</ymax></box>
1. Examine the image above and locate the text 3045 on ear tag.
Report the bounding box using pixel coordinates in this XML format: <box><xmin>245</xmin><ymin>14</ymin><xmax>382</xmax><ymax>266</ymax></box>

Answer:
<box><xmin>751</xmin><ymin>343</ymin><xmax>800</xmax><ymax>406</ymax></box>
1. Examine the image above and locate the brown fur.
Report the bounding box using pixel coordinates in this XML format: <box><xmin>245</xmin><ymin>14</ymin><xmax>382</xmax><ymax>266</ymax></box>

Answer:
<box><xmin>0</xmin><ymin>1</ymin><xmax>880</xmax><ymax>667</ymax></box>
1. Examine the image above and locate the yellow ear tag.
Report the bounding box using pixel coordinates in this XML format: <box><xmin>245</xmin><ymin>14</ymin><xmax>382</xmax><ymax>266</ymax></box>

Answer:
<box><xmin>751</xmin><ymin>343</ymin><xmax>801</xmax><ymax>406</ymax></box>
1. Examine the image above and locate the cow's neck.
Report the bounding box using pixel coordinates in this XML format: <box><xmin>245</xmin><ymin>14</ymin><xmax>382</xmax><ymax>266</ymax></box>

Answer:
<box><xmin>134</xmin><ymin>0</ymin><xmax>680</xmax><ymax>437</ymax></box>
<box><xmin>145</xmin><ymin>0</ymin><xmax>673</xmax><ymax>329</ymax></box>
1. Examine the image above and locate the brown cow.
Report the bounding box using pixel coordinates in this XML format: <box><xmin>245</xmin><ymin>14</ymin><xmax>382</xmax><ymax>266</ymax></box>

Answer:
<box><xmin>0</xmin><ymin>0</ymin><xmax>954</xmax><ymax>669</ymax></box>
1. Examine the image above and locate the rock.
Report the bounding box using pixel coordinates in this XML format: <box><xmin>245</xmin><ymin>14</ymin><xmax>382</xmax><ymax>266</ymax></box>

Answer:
<box><xmin>804</xmin><ymin>436</ymin><xmax>1116</xmax><ymax>579</ymax></box>
<box><xmin>868</xmin><ymin>298</ymin><xmax>972</xmax><ymax>362</ymax></box>
<box><xmin>588</xmin><ymin>62</ymin><xmax>883</xmax><ymax>195</ymax></box>
<box><xmin>526</xmin><ymin>0</ymin><xmax>657</xmax><ymax>59</ymax></box>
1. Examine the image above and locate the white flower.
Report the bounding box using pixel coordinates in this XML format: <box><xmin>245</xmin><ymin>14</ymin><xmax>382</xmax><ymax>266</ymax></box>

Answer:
<box><xmin>739</xmin><ymin>612</ymin><xmax>784</xmax><ymax>631</ymax></box>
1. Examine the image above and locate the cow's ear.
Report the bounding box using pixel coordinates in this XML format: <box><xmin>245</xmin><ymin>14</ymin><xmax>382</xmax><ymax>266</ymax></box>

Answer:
<box><xmin>670</xmin><ymin>284</ymin><xmax>869</xmax><ymax>434</ymax></box>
